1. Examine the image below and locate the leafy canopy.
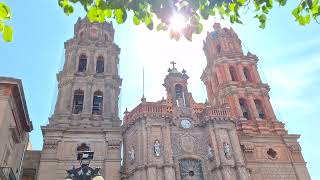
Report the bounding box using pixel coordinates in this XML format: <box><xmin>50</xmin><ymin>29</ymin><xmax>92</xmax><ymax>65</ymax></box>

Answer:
<box><xmin>0</xmin><ymin>2</ymin><xmax>12</xmax><ymax>42</ymax></box>
<box><xmin>57</xmin><ymin>0</ymin><xmax>319</xmax><ymax>41</ymax></box>
<box><xmin>0</xmin><ymin>0</ymin><xmax>319</xmax><ymax>42</ymax></box>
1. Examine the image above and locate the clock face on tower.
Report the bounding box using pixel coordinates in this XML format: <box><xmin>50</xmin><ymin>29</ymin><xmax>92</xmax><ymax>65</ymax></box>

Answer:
<box><xmin>181</xmin><ymin>119</ymin><xmax>192</xmax><ymax>129</ymax></box>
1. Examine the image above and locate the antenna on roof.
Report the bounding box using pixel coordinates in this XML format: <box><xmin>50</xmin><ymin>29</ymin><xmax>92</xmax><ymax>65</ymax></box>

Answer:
<box><xmin>141</xmin><ymin>67</ymin><xmax>146</xmax><ymax>102</ymax></box>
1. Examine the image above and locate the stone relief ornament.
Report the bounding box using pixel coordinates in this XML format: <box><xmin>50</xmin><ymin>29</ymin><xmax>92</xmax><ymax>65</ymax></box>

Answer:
<box><xmin>128</xmin><ymin>146</ymin><xmax>135</xmax><ymax>161</ymax></box>
<box><xmin>223</xmin><ymin>142</ymin><xmax>232</xmax><ymax>159</ymax></box>
<box><xmin>154</xmin><ymin>140</ymin><xmax>161</xmax><ymax>157</ymax></box>
<box><xmin>207</xmin><ymin>144</ymin><xmax>214</xmax><ymax>160</ymax></box>
<box><xmin>179</xmin><ymin>159</ymin><xmax>204</xmax><ymax>180</ymax></box>
<box><xmin>181</xmin><ymin>135</ymin><xmax>195</xmax><ymax>153</ymax></box>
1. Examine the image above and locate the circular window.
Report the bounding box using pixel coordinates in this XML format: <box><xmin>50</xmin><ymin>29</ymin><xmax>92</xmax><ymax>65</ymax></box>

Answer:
<box><xmin>267</xmin><ymin>148</ymin><xmax>277</xmax><ymax>159</ymax></box>
<box><xmin>189</xmin><ymin>171</ymin><xmax>194</xmax><ymax>176</ymax></box>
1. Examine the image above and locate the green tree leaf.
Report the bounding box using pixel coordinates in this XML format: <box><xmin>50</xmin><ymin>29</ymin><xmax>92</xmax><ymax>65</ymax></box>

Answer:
<box><xmin>0</xmin><ymin>20</ymin><xmax>3</xmax><ymax>32</ymax></box>
<box><xmin>104</xmin><ymin>9</ymin><xmax>112</xmax><ymax>18</ymax></box>
<box><xmin>133</xmin><ymin>15</ymin><xmax>140</xmax><ymax>25</ymax></box>
<box><xmin>0</xmin><ymin>2</ymin><xmax>11</xmax><ymax>20</ymax></box>
<box><xmin>3</xmin><ymin>25</ymin><xmax>12</xmax><ymax>42</ymax></box>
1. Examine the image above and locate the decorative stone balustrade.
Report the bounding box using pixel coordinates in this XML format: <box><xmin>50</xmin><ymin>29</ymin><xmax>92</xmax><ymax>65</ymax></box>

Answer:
<box><xmin>124</xmin><ymin>102</ymin><xmax>170</xmax><ymax>124</ymax></box>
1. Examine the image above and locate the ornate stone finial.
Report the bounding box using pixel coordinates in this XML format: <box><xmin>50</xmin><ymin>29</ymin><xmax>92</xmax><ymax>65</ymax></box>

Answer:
<box><xmin>141</xmin><ymin>95</ymin><xmax>146</xmax><ymax>103</ymax></box>
<box><xmin>124</xmin><ymin>108</ymin><xmax>129</xmax><ymax>114</ymax></box>
<box><xmin>182</xmin><ymin>69</ymin><xmax>186</xmax><ymax>74</ymax></box>
<box><xmin>205</xmin><ymin>99</ymin><xmax>209</xmax><ymax>106</ymax></box>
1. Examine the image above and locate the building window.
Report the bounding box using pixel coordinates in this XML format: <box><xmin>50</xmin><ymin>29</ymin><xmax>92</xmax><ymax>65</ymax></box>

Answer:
<box><xmin>92</xmin><ymin>91</ymin><xmax>103</xmax><ymax>115</ymax></box>
<box><xmin>254</xmin><ymin>99</ymin><xmax>265</xmax><ymax>119</ymax></box>
<box><xmin>96</xmin><ymin>56</ymin><xmax>104</xmax><ymax>73</ymax></box>
<box><xmin>175</xmin><ymin>84</ymin><xmax>183</xmax><ymax>100</ymax></box>
<box><xmin>229</xmin><ymin>66</ymin><xmax>237</xmax><ymax>81</ymax></box>
<box><xmin>78</xmin><ymin>55</ymin><xmax>87</xmax><ymax>72</ymax></box>
<box><xmin>239</xmin><ymin>98</ymin><xmax>250</xmax><ymax>119</ymax></box>
<box><xmin>73</xmin><ymin>90</ymin><xmax>84</xmax><ymax>114</ymax></box>
<box><xmin>243</xmin><ymin>67</ymin><xmax>252</xmax><ymax>82</ymax></box>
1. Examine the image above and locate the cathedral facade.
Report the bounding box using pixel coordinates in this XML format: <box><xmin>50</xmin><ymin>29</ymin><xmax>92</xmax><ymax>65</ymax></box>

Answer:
<box><xmin>25</xmin><ymin>18</ymin><xmax>310</xmax><ymax>180</ymax></box>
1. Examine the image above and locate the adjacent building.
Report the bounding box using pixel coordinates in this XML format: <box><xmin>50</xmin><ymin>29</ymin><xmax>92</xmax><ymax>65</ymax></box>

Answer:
<box><xmin>0</xmin><ymin>77</ymin><xmax>33</xmax><ymax>180</ymax></box>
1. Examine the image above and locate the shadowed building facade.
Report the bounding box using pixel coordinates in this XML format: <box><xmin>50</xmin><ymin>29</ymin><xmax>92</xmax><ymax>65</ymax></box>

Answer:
<box><xmin>22</xmin><ymin>18</ymin><xmax>310</xmax><ymax>180</ymax></box>
<box><xmin>0</xmin><ymin>77</ymin><xmax>33</xmax><ymax>180</ymax></box>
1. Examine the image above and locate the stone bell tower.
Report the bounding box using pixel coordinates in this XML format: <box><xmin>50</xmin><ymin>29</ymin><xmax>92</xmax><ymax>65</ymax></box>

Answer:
<box><xmin>37</xmin><ymin>17</ymin><xmax>122</xmax><ymax>180</ymax></box>
<box><xmin>201</xmin><ymin>23</ymin><xmax>310</xmax><ymax>179</ymax></box>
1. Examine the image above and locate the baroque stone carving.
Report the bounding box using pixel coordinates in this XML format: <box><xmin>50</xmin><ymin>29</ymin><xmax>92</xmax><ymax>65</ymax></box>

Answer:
<box><xmin>43</xmin><ymin>139</ymin><xmax>58</xmax><ymax>154</ymax></box>
<box><xmin>288</xmin><ymin>144</ymin><xmax>301</xmax><ymax>153</ymax></box>
<box><xmin>179</xmin><ymin>159</ymin><xmax>204</xmax><ymax>180</ymax></box>
<box><xmin>241</xmin><ymin>142</ymin><xmax>255</xmax><ymax>153</ymax></box>
<box><xmin>181</xmin><ymin>135</ymin><xmax>195</xmax><ymax>153</ymax></box>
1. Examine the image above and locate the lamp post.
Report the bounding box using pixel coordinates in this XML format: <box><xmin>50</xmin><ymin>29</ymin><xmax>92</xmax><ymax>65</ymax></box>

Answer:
<box><xmin>65</xmin><ymin>150</ymin><xmax>104</xmax><ymax>180</ymax></box>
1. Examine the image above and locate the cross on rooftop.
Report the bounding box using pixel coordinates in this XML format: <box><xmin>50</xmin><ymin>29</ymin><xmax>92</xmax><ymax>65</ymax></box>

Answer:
<box><xmin>170</xmin><ymin>61</ymin><xmax>176</xmax><ymax>69</ymax></box>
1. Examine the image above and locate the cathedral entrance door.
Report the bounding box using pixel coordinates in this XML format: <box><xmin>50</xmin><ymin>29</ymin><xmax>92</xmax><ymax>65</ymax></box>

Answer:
<box><xmin>179</xmin><ymin>159</ymin><xmax>204</xmax><ymax>180</ymax></box>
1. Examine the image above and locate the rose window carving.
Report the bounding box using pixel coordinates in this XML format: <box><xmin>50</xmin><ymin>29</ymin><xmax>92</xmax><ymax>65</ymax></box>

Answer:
<box><xmin>179</xmin><ymin>159</ymin><xmax>204</xmax><ymax>180</ymax></box>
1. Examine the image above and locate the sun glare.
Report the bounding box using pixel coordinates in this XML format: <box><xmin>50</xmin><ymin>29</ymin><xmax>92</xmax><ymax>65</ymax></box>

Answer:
<box><xmin>170</xmin><ymin>14</ymin><xmax>187</xmax><ymax>32</ymax></box>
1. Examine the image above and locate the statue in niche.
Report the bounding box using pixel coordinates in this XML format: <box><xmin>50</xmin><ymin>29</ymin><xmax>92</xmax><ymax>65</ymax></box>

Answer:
<box><xmin>207</xmin><ymin>144</ymin><xmax>214</xmax><ymax>160</ymax></box>
<box><xmin>128</xmin><ymin>146</ymin><xmax>135</xmax><ymax>161</ymax></box>
<box><xmin>154</xmin><ymin>140</ymin><xmax>161</xmax><ymax>156</ymax></box>
<box><xmin>223</xmin><ymin>142</ymin><xmax>232</xmax><ymax>159</ymax></box>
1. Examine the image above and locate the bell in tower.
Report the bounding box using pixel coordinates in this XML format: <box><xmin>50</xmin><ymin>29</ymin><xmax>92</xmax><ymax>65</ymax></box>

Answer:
<box><xmin>163</xmin><ymin>61</ymin><xmax>190</xmax><ymax>107</ymax></box>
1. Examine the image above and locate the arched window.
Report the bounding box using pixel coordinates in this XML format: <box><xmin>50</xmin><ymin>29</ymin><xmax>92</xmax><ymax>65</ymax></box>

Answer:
<box><xmin>175</xmin><ymin>84</ymin><xmax>183</xmax><ymax>100</ymax></box>
<box><xmin>239</xmin><ymin>98</ymin><xmax>250</xmax><ymax>119</ymax></box>
<box><xmin>96</xmin><ymin>56</ymin><xmax>104</xmax><ymax>73</ymax></box>
<box><xmin>78</xmin><ymin>55</ymin><xmax>87</xmax><ymax>72</ymax></box>
<box><xmin>73</xmin><ymin>89</ymin><xmax>84</xmax><ymax>114</ymax></box>
<box><xmin>243</xmin><ymin>67</ymin><xmax>252</xmax><ymax>82</ymax></box>
<box><xmin>229</xmin><ymin>66</ymin><xmax>237</xmax><ymax>81</ymax></box>
<box><xmin>92</xmin><ymin>91</ymin><xmax>103</xmax><ymax>115</ymax></box>
<box><xmin>254</xmin><ymin>99</ymin><xmax>265</xmax><ymax>119</ymax></box>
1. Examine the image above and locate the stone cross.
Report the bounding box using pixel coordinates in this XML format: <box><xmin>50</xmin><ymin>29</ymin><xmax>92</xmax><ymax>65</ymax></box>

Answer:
<box><xmin>170</xmin><ymin>61</ymin><xmax>176</xmax><ymax>68</ymax></box>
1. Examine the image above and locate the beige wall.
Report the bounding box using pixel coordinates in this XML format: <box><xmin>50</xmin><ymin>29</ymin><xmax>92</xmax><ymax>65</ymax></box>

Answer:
<box><xmin>0</xmin><ymin>92</ymin><xmax>29</xmax><ymax>179</ymax></box>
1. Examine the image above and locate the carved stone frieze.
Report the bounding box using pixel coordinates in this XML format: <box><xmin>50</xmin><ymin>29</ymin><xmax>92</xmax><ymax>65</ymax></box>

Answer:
<box><xmin>43</xmin><ymin>139</ymin><xmax>59</xmax><ymax>154</ymax></box>
<box><xmin>241</xmin><ymin>142</ymin><xmax>255</xmax><ymax>153</ymax></box>
<box><xmin>288</xmin><ymin>144</ymin><xmax>301</xmax><ymax>153</ymax></box>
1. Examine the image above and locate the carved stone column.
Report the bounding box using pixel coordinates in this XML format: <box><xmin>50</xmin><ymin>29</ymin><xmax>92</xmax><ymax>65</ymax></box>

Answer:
<box><xmin>104</xmin><ymin>83</ymin><xmax>112</xmax><ymax>118</ymax></box>
<box><xmin>248</xmin><ymin>95</ymin><xmax>259</xmax><ymax>119</ymax></box>
<box><xmin>251</xmin><ymin>64</ymin><xmax>261</xmax><ymax>83</ymax></box>
<box><xmin>237</xmin><ymin>64</ymin><xmax>246</xmax><ymax>82</ymax></box>
<box><xmin>83</xmin><ymin>82</ymin><xmax>93</xmax><ymax>116</ymax></box>
<box><xmin>233</xmin><ymin>95</ymin><xmax>243</xmax><ymax>117</ymax></box>
<box><xmin>263</xmin><ymin>95</ymin><xmax>276</xmax><ymax>121</ymax></box>
<box><xmin>223</xmin><ymin>64</ymin><xmax>232</xmax><ymax>81</ymax></box>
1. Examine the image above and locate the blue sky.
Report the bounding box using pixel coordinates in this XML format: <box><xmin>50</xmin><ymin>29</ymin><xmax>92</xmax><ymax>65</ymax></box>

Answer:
<box><xmin>0</xmin><ymin>0</ymin><xmax>319</xmax><ymax>179</ymax></box>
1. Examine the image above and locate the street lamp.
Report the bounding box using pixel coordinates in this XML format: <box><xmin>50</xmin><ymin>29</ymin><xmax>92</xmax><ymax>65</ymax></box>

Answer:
<box><xmin>65</xmin><ymin>150</ymin><xmax>104</xmax><ymax>180</ymax></box>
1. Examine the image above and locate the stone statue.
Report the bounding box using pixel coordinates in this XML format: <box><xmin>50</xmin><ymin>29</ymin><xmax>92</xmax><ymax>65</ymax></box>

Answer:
<box><xmin>128</xmin><ymin>146</ymin><xmax>135</xmax><ymax>161</ymax></box>
<box><xmin>154</xmin><ymin>140</ymin><xmax>161</xmax><ymax>156</ymax></box>
<box><xmin>207</xmin><ymin>144</ymin><xmax>214</xmax><ymax>160</ymax></box>
<box><xmin>223</xmin><ymin>142</ymin><xmax>232</xmax><ymax>159</ymax></box>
